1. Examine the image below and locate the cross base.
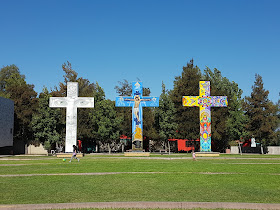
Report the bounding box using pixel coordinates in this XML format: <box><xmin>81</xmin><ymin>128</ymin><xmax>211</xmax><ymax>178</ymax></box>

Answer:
<box><xmin>56</xmin><ymin>153</ymin><xmax>84</xmax><ymax>158</ymax></box>
<box><xmin>124</xmin><ymin>152</ymin><xmax>150</xmax><ymax>157</ymax></box>
<box><xmin>195</xmin><ymin>152</ymin><xmax>220</xmax><ymax>157</ymax></box>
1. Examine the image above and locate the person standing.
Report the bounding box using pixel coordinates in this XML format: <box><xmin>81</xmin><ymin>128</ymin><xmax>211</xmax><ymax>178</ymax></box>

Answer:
<box><xmin>69</xmin><ymin>145</ymin><xmax>80</xmax><ymax>162</ymax></box>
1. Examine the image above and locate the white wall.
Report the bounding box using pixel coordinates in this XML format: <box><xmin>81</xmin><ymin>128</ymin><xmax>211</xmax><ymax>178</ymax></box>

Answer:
<box><xmin>0</xmin><ymin>97</ymin><xmax>14</xmax><ymax>147</ymax></box>
<box><xmin>230</xmin><ymin>146</ymin><xmax>239</xmax><ymax>154</ymax></box>
<box><xmin>267</xmin><ymin>146</ymin><xmax>280</xmax><ymax>155</ymax></box>
<box><xmin>26</xmin><ymin>143</ymin><xmax>48</xmax><ymax>155</ymax></box>
<box><xmin>231</xmin><ymin>146</ymin><xmax>280</xmax><ymax>155</ymax></box>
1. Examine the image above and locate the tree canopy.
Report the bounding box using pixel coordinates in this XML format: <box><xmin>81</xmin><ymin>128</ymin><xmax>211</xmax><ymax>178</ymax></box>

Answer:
<box><xmin>0</xmin><ymin>65</ymin><xmax>38</xmax><ymax>143</ymax></box>
<box><xmin>170</xmin><ymin>59</ymin><xmax>201</xmax><ymax>140</ymax></box>
<box><xmin>1</xmin><ymin>60</ymin><xmax>279</xmax><ymax>153</ymax></box>
<box><xmin>243</xmin><ymin>74</ymin><xmax>279</xmax><ymax>146</ymax></box>
<box><xmin>155</xmin><ymin>82</ymin><xmax>177</xmax><ymax>141</ymax></box>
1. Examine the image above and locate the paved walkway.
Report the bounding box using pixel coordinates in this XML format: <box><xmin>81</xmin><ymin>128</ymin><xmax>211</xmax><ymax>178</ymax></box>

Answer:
<box><xmin>1</xmin><ymin>171</ymin><xmax>280</xmax><ymax>177</ymax></box>
<box><xmin>1</xmin><ymin>201</ymin><xmax>280</xmax><ymax>209</ymax></box>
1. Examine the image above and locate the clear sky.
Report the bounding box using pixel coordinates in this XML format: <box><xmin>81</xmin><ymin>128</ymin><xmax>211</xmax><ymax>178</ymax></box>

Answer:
<box><xmin>0</xmin><ymin>0</ymin><xmax>279</xmax><ymax>102</ymax></box>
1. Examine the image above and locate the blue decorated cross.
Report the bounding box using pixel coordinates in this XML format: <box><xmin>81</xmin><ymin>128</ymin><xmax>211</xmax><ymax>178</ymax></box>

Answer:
<box><xmin>116</xmin><ymin>82</ymin><xmax>159</xmax><ymax>151</ymax></box>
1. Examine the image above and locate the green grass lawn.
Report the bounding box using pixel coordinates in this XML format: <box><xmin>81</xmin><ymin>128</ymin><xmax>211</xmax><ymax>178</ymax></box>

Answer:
<box><xmin>0</xmin><ymin>154</ymin><xmax>280</xmax><ymax>205</ymax></box>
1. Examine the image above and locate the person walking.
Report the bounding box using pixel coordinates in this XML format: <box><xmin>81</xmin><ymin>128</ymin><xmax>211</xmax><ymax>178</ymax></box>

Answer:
<box><xmin>192</xmin><ymin>150</ymin><xmax>196</xmax><ymax>161</ymax></box>
<box><xmin>69</xmin><ymin>145</ymin><xmax>80</xmax><ymax>162</ymax></box>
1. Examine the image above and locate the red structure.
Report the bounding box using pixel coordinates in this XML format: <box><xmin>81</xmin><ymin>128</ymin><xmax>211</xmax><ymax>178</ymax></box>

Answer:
<box><xmin>120</xmin><ymin>135</ymin><xmax>131</xmax><ymax>140</ymax></box>
<box><xmin>77</xmin><ymin>140</ymin><xmax>82</xmax><ymax>152</ymax></box>
<box><xmin>168</xmin><ymin>139</ymin><xmax>199</xmax><ymax>152</ymax></box>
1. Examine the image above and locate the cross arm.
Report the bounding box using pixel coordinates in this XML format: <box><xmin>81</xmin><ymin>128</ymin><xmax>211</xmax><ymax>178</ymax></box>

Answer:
<box><xmin>141</xmin><ymin>97</ymin><xmax>159</xmax><ymax>107</ymax></box>
<box><xmin>124</xmin><ymin>98</ymin><xmax>135</xmax><ymax>101</ymax></box>
<box><xmin>182</xmin><ymin>96</ymin><xmax>200</xmax><ymax>107</ymax></box>
<box><xmin>210</xmin><ymin>96</ymin><xmax>228</xmax><ymax>107</ymax></box>
<box><xmin>75</xmin><ymin>98</ymin><xmax>94</xmax><ymax>108</ymax></box>
<box><xmin>49</xmin><ymin>97</ymin><xmax>68</xmax><ymax>108</ymax></box>
<box><xmin>115</xmin><ymin>96</ymin><xmax>135</xmax><ymax>107</ymax></box>
<box><xmin>140</xmin><ymin>98</ymin><xmax>152</xmax><ymax>101</ymax></box>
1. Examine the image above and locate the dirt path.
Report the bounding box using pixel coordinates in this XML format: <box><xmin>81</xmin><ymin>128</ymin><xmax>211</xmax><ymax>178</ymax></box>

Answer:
<box><xmin>1</xmin><ymin>171</ymin><xmax>280</xmax><ymax>177</ymax></box>
<box><xmin>1</xmin><ymin>201</ymin><xmax>280</xmax><ymax>209</ymax></box>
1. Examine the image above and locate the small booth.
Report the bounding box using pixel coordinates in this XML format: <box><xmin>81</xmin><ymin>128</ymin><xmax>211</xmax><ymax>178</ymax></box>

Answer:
<box><xmin>168</xmin><ymin>139</ymin><xmax>200</xmax><ymax>152</ymax></box>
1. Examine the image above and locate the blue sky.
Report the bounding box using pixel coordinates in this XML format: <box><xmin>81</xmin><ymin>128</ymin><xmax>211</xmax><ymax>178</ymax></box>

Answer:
<box><xmin>0</xmin><ymin>0</ymin><xmax>279</xmax><ymax>102</ymax></box>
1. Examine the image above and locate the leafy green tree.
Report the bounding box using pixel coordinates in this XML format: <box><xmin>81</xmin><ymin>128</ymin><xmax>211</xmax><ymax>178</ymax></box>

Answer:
<box><xmin>0</xmin><ymin>65</ymin><xmax>25</xmax><ymax>97</ymax></box>
<box><xmin>90</xmin><ymin>84</ymin><xmax>122</xmax><ymax>152</ymax></box>
<box><xmin>115</xmin><ymin>79</ymin><xmax>133</xmax><ymax>137</ymax></box>
<box><xmin>50</xmin><ymin>61</ymin><xmax>78</xmax><ymax>96</ymax></box>
<box><xmin>0</xmin><ymin>65</ymin><xmax>38</xmax><ymax>144</ymax></box>
<box><xmin>115</xmin><ymin>79</ymin><xmax>132</xmax><ymax>96</ymax></box>
<box><xmin>76</xmin><ymin>78</ymin><xmax>97</xmax><ymax>141</ymax></box>
<box><xmin>243</xmin><ymin>74</ymin><xmax>278</xmax><ymax>146</ymax></box>
<box><xmin>170</xmin><ymin>59</ymin><xmax>202</xmax><ymax>139</ymax></box>
<box><xmin>275</xmin><ymin>99</ymin><xmax>280</xmax><ymax>145</ymax></box>
<box><xmin>155</xmin><ymin>82</ymin><xmax>177</xmax><ymax>147</ymax></box>
<box><xmin>31</xmin><ymin>87</ymin><xmax>62</xmax><ymax>150</ymax></box>
<box><xmin>142</xmin><ymin>86</ymin><xmax>159</xmax><ymax>145</ymax></box>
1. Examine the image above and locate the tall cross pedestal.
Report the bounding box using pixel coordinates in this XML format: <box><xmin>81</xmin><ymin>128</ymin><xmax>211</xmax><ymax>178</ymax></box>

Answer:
<box><xmin>183</xmin><ymin>81</ymin><xmax>227</xmax><ymax>152</ymax></box>
<box><xmin>49</xmin><ymin>82</ymin><xmax>94</xmax><ymax>153</ymax></box>
<box><xmin>116</xmin><ymin>82</ymin><xmax>159</xmax><ymax>151</ymax></box>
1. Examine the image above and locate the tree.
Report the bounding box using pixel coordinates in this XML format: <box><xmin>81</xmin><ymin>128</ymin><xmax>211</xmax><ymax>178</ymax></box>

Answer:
<box><xmin>243</xmin><ymin>74</ymin><xmax>278</xmax><ymax>146</ymax></box>
<box><xmin>31</xmin><ymin>87</ymin><xmax>62</xmax><ymax>150</ymax></box>
<box><xmin>170</xmin><ymin>59</ymin><xmax>202</xmax><ymax>139</ymax></box>
<box><xmin>50</xmin><ymin>61</ymin><xmax>78</xmax><ymax>97</ymax></box>
<box><xmin>155</xmin><ymin>82</ymin><xmax>177</xmax><ymax>149</ymax></box>
<box><xmin>76</xmin><ymin>78</ymin><xmax>97</xmax><ymax>141</ymax></box>
<box><xmin>0</xmin><ymin>65</ymin><xmax>25</xmax><ymax>96</ymax></box>
<box><xmin>142</xmin><ymin>86</ymin><xmax>159</xmax><ymax>145</ymax></box>
<box><xmin>275</xmin><ymin>99</ymin><xmax>280</xmax><ymax>145</ymax></box>
<box><xmin>115</xmin><ymin>79</ymin><xmax>133</xmax><ymax>137</ymax></box>
<box><xmin>0</xmin><ymin>65</ymin><xmax>38</xmax><ymax>144</ymax></box>
<box><xmin>90</xmin><ymin>84</ymin><xmax>122</xmax><ymax>152</ymax></box>
<box><xmin>115</xmin><ymin>79</ymin><xmax>132</xmax><ymax>96</ymax></box>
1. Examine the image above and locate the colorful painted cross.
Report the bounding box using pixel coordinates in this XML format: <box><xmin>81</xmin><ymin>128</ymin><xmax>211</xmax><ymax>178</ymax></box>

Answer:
<box><xmin>116</xmin><ymin>82</ymin><xmax>159</xmax><ymax>151</ymax></box>
<box><xmin>182</xmin><ymin>81</ymin><xmax>228</xmax><ymax>152</ymax></box>
<box><xmin>49</xmin><ymin>82</ymin><xmax>94</xmax><ymax>153</ymax></box>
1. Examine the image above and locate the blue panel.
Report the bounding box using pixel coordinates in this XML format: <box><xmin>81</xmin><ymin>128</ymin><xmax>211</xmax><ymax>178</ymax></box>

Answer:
<box><xmin>200</xmin><ymin>137</ymin><xmax>211</xmax><ymax>152</ymax></box>
<box><xmin>115</xmin><ymin>96</ymin><xmax>135</xmax><ymax>107</ymax></box>
<box><xmin>140</xmin><ymin>96</ymin><xmax>159</xmax><ymax>107</ymax></box>
<box><xmin>132</xmin><ymin>82</ymin><xmax>143</xmax><ymax>97</ymax></box>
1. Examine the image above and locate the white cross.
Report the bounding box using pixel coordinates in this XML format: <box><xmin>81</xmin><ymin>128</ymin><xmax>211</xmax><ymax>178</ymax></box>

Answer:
<box><xmin>49</xmin><ymin>82</ymin><xmax>94</xmax><ymax>153</ymax></box>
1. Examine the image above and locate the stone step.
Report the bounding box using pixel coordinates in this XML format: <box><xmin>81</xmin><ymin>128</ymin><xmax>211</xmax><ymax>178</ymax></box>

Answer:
<box><xmin>56</xmin><ymin>153</ymin><xmax>84</xmax><ymax>158</ymax></box>
<box><xmin>124</xmin><ymin>152</ymin><xmax>150</xmax><ymax>157</ymax></box>
<box><xmin>195</xmin><ymin>152</ymin><xmax>220</xmax><ymax>157</ymax></box>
